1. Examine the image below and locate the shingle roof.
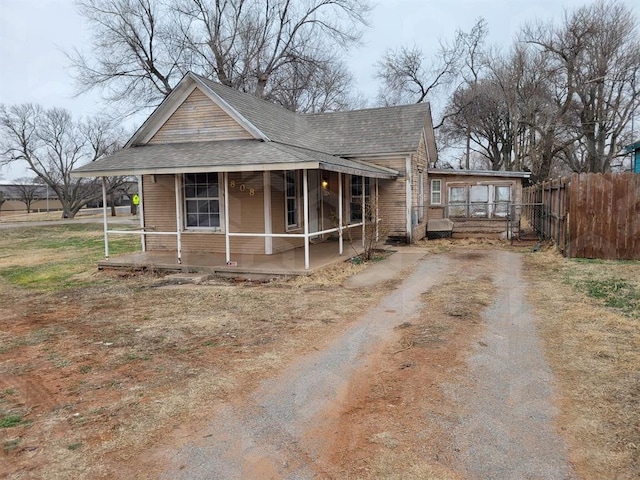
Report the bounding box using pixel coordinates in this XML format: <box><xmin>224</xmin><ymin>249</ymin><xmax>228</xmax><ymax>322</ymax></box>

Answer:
<box><xmin>194</xmin><ymin>73</ymin><xmax>430</xmax><ymax>156</ymax></box>
<box><xmin>74</xmin><ymin>72</ymin><xmax>432</xmax><ymax>178</ymax></box>
<box><xmin>72</xmin><ymin>140</ymin><xmax>398</xmax><ymax>179</ymax></box>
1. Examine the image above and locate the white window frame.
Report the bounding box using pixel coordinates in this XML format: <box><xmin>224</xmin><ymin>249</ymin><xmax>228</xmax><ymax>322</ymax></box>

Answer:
<box><xmin>183</xmin><ymin>172</ymin><xmax>223</xmax><ymax>231</ymax></box>
<box><xmin>285</xmin><ymin>170</ymin><xmax>300</xmax><ymax>231</ymax></box>
<box><xmin>431</xmin><ymin>179</ymin><xmax>442</xmax><ymax>205</ymax></box>
<box><xmin>349</xmin><ymin>175</ymin><xmax>370</xmax><ymax>223</ymax></box>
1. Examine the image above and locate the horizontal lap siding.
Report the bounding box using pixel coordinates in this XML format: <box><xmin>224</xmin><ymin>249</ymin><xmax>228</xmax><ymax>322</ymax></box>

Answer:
<box><xmin>142</xmin><ymin>173</ymin><xmax>267</xmax><ymax>255</ymax></box>
<box><xmin>353</xmin><ymin>156</ymin><xmax>407</xmax><ymax>237</ymax></box>
<box><xmin>227</xmin><ymin>172</ymin><xmax>265</xmax><ymax>254</ymax></box>
<box><xmin>271</xmin><ymin>171</ymin><xmax>305</xmax><ymax>253</ymax></box>
<box><xmin>148</xmin><ymin>89</ymin><xmax>253</xmax><ymax>144</ymax></box>
<box><xmin>143</xmin><ymin>174</ymin><xmax>178</xmax><ymax>251</ymax></box>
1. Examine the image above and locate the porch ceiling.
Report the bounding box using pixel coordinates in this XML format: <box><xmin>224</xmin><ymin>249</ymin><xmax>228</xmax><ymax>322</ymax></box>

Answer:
<box><xmin>72</xmin><ymin>140</ymin><xmax>398</xmax><ymax>179</ymax></box>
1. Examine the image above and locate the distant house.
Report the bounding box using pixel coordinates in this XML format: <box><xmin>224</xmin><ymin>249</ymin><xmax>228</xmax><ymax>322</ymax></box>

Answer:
<box><xmin>72</xmin><ymin>72</ymin><xmax>437</xmax><ymax>271</ymax></box>
<box><xmin>0</xmin><ymin>183</ymin><xmax>61</xmax><ymax>213</ymax></box>
<box><xmin>625</xmin><ymin>140</ymin><xmax>640</xmax><ymax>174</ymax></box>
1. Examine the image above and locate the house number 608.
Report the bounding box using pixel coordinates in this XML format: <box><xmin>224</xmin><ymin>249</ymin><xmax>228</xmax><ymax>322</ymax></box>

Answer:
<box><xmin>229</xmin><ymin>180</ymin><xmax>255</xmax><ymax>195</ymax></box>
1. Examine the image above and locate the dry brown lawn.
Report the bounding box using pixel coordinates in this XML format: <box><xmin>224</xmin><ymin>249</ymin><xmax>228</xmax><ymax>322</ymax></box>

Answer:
<box><xmin>523</xmin><ymin>247</ymin><xmax>640</xmax><ymax>480</ymax></box>
<box><xmin>1</xmin><ymin>225</ymin><xmax>638</xmax><ymax>479</ymax></box>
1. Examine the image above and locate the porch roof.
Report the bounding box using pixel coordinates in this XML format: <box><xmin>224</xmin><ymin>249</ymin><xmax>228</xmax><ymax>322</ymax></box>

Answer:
<box><xmin>72</xmin><ymin>140</ymin><xmax>399</xmax><ymax>179</ymax></box>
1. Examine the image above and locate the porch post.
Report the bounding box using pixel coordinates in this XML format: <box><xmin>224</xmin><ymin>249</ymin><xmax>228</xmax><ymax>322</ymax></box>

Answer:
<box><xmin>303</xmin><ymin>169</ymin><xmax>310</xmax><ymax>270</ymax></box>
<box><xmin>174</xmin><ymin>174</ymin><xmax>182</xmax><ymax>264</ymax></box>
<box><xmin>137</xmin><ymin>175</ymin><xmax>146</xmax><ymax>252</ymax></box>
<box><xmin>263</xmin><ymin>171</ymin><xmax>273</xmax><ymax>254</ymax></box>
<box><xmin>405</xmin><ymin>156</ymin><xmax>413</xmax><ymax>243</ymax></box>
<box><xmin>375</xmin><ymin>178</ymin><xmax>379</xmax><ymax>242</ymax></box>
<box><xmin>338</xmin><ymin>172</ymin><xmax>343</xmax><ymax>255</ymax></box>
<box><xmin>224</xmin><ymin>172</ymin><xmax>231</xmax><ymax>264</ymax></box>
<box><xmin>101</xmin><ymin>177</ymin><xmax>109</xmax><ymax>259</ymax></box>
<box><xmin>361</xmin><ymin>175</ymin><xmax>366</xmax><ymax>247</ymax></box>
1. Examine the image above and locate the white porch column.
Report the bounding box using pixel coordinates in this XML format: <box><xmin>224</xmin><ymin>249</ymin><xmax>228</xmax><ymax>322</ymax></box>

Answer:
<box><xmin>303</xmin><ymin>169</ymin><xmax>310</xmax><ymax>270</ymax></box>
<box><xmin>405</xmin><ymin>156</ymin><xmax>413</xmax><ymax>243</ymax></box>
<box><xmin>361</xmin><ymin>175</ymin><xmax>366</xmax><ymax>247</ymax></box>
<box><xmin>137</xmin><ymin>175</ymin><xmax>146</xmax><ymax>252</ymax></box>
<box><xmin>263</xmin><ymin>171</ymin><xmax>273</xmax><ymax>254</ymax></box>
<box><xmin>375</xmin><ymin>178</ymin><xmax>379</xmax><ymax>242</ymax></box>
<box><xmin>338</xmin><ymin>172</ymin><xmax>343</xmax><ymax>255</ymax></box>
<box><xmin>174</xmin><ymin>174</ymin><xmax>182</xmax><ymax>264</ymax></box>
<box><xmin>101</xmin><ymin>177</ymin><xmax>109</xmax><ymax>259</ymax></box>
<box><xmin>224</xmin><ymin>172</ymin><xmax>231</xmax><ymax>264</ymax></box>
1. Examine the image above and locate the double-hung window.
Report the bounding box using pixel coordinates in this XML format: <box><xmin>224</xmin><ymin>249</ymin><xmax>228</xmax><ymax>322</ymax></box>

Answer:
<box><xmin>285</xmin><ymin>170</ymin><xmax>299</xmax><ymax>230</ymax></box>
<box><xmin>431</xmin><ymin>179</ymin><xmax>441</xmax><ymax>205</ymax></box>
<box><xmin>184</xmin><ymin>173</ymin><xmax>221</xmax><ymax>229</ymax></box>
<box><xmin>350</xmin><ymin>176</ymin><xmax>370</xmax><ymax>222</ymax></box>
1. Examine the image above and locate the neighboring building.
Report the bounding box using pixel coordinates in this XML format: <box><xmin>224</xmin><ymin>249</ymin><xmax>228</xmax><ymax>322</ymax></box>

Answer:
<box><xmin>0</xmin><ymin>184</ymin><xmax>62</xmax><ymax>213</ymax></box>
<box><xmin>625</xmin><ymin>140</ymin><xmax>640</xmax><ymax>174</ymax></box>
<box><xmin>72</xmin><ymin>72</ymin><xmax>437</xmax><ymax>270</ymax></box>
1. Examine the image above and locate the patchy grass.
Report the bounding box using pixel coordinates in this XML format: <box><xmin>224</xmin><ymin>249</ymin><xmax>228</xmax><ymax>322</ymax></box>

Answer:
<box><xmin>524</xmin><ymin>250</ymin><xmax>640</xmax><ymax>480</ymax></box>
<box><xmin>0</xmin><ymin>414</ymin><xmax>23</xmax><ymax>428</ymax></box>
<box><xmin>0</xmin><ymin>224</ymin><xmax>140</xmax><ymax>291</ymax></box>
<box><xmin>0</xmin><ymin>223</ymin><xmax>387</xmax><ymax>479</ymax></box>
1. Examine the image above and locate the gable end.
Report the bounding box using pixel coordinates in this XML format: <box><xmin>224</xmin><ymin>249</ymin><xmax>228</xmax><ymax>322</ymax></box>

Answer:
<box><xmin>147</xmin><ymin>87</ymin><xmax>255</xmax><ymax>144</ymax></box>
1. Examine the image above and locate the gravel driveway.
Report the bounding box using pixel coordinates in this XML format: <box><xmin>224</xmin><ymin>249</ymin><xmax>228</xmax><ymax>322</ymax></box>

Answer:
<box><xmin>161</xmin><ymin>249</ymin><xmax>576</xmax><ymax>479</ymax></box>
<box><xmin>447</xmin><ymin>250</ymin><xmax>577</xmax><ymax>479</ymax></box>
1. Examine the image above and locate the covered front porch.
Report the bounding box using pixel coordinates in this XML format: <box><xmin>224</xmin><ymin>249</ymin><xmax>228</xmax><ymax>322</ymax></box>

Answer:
<box><xmin>97</xmin><ymin>237</ymin><xmax>366</xmax><ymax>277</ymax></box>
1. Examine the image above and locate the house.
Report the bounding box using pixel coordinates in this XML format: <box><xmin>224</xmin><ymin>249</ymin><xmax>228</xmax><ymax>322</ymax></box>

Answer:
<box><xmin>72</xmin><ymin>72</ymin><xmax>436</xmax><ymax>273</ymax></box>
<box><xmin>426</xmin><ymin>169</ymin><xmax>531</xmax><ymax>239</ymax></box>
<box><xmin>0</xmin><ymin>183</ymin><xmax>61</xmax><ymax>213</ymax></box>
<box><xmin>625</xmin><ymin>140</ymin><xmax>640</xmax><ymax>174</ymax></box>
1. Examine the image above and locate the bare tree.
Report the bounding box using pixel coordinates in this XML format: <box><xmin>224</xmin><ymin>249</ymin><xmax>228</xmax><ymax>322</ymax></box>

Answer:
<box><xmin>12</xmin><ymin>177</ymin><xmax>41</xmax><ymax>213</ymax></box>
<box><xmin>443</xmin><ymin>80</ymin><xmax>515</xmax><ymax>171</ymax></box>
<box><xmin>267</xmin><ymin>56</ymin><xmax>357</xmax><ymax>112</ymax></box>
<box><xmin>68</xmin><ymin>0</ymin><xmax>371</xmax><ymax>114</ymax></box>
<box><xmin>374</xmin><ymin>18</ymin><xmax>488</xmax><ymax>124</ymax></box>
<box><xmin>0</xmin><ymin>104</ymin><xmax>125</xmax><ymax>219</ymax></box>
<box><xmin>522</xmin><ymin>0</ymin><xmax>640</xmax><ymax>174</ymax></box>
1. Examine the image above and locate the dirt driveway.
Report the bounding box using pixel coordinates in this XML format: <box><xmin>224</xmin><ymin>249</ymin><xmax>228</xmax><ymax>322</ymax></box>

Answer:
<box><xmin>156</xmin><ymin>249</ymin><xmax>576</xmax><ymax>479</ymax></box>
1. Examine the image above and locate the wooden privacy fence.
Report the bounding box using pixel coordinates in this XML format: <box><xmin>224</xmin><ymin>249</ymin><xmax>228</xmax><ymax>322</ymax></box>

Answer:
<box><xmin>523</xmin><ymin>173</ymin><xmax>640</xmax><ymax>260</ymax></box>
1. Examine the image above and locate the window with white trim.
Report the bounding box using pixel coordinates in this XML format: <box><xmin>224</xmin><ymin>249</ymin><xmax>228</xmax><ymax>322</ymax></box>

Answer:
<box><xmin>184</xmin><ymin>173</ymin><xmax>221</xmax><ymax>229</ymax></box>
<box><xmin>350</xmin><ymin>175</ymin><xmax>370</xmax><ymax>222</ymax></box>
<box><xmin>431</xmin><ymin>179</ymin><xmax>442</xmax><ymax>205</ymax></box>
<box><xmin>285</xmin><ymin>170</ymin><xmax>299</xmax><ymax>229</ymax></box>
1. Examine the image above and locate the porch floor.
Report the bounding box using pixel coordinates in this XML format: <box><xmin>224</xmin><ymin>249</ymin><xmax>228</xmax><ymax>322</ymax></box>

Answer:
<box><xmin>97</xmin><ymin>239</ymin><xmax>366</xmax><ymax>278</ymax></box>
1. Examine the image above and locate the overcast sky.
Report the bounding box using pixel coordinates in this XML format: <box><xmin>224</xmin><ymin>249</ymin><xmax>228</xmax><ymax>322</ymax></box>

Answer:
<box><xmin>0</xmin><ymin>0</ymin><xmax>630</xmax><ymax>181</ymax></box>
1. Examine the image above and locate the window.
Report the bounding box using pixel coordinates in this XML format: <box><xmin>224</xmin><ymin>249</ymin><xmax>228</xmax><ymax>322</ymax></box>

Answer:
<box><xmin>350</xmin><ymin>175</ymin><xmax>370</xmax><ymax>222</ymax></box>
<box><xmin>449</xmin><ymin>186</ymin><xmax>467</xmax><ymax>217</ymax></box>
<box><xmin>184</xmin><ymin>173</ymin><xmax>221</xmax><ymax>229</ymax></box>
<box><xmin>285</xmin><ymin>170</ymin><xmax>299</xmax><ymax>229</ymax></box>
<box><xmin>418</xmin><ymin>171</ymin><xmax>425</xmax><ymax>221</ymax></box>
<box><xmin>469</xmin><ymin>185</ymin><xmax>489</xmax><ymax>217</ymax></box>
<box><xmin>431</xmin><ymin>179</ymin><xmax>441</xmax><ymax>205</ymax></box>
<box><xmin>494</xmin><ymin>185</ymin><xmax>511</xmax><ymax>217</ymax></box>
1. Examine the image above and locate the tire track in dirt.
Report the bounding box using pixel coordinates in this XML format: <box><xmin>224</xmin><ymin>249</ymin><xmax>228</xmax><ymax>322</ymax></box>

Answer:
<box><xmin>159</xmin><ymin>249</ymin><xmax>576</xmax><ymax>479</ymax></box>
<box><xmin>446</xmin><ymin>250</ymin><xmax>578</xmax><ymax>480</ymax></box>
<box><xmin>160</xmin><ymin>253</ymin><xmax>453</xmax><ymax>479</ymax></box>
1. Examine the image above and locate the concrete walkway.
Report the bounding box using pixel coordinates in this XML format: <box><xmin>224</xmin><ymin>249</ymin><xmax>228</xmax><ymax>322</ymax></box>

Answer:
<box><xmin>343</xmin><ymin>246</ymin><xmax>427</xmax><ymax>288</ymax></box>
